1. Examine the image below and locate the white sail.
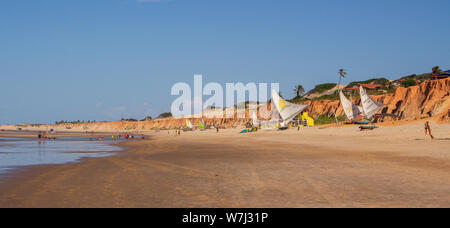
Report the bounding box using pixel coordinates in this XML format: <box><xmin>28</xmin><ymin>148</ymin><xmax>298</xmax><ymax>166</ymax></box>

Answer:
<box><xmin>252</xmin><ymin>112</ymin><xmax>259</xmax><ymax>127</ymax></box>
<box><xmin>359</xmin><ymin>86</ymin><xmax>384</xmax><ymax>119</ymax></box>
<box><xmin>186</xmin><ymin>119</ymin><xmax>194</xmax><ymax>129</ymax></box>
<box><xmin>271</xmin><ymin>90</ymin><xmax>308</xmax><ymax>124</ymax></box>
<box><xmin>339</xmin><ymin>91</ymin><xmax>363</xmax><ymax>120</ymax></box>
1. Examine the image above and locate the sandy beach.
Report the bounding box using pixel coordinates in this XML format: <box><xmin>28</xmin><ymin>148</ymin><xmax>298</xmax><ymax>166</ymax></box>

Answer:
<box><xmin>0</xmin><ymin>121</ymin><xmax>449</xmax><ymax>208</ymax></box>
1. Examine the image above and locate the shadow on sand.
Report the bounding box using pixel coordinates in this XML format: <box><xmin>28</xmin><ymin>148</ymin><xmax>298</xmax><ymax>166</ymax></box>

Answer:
<box><xmin>414</xmin><ymin>138</ymin><xmax>450</xmax><ymax>141</ymax></box>
<box><xmin>436</xmin><ymin>138</ymin><xmax>450</xmax><ymax>141</ymax></box>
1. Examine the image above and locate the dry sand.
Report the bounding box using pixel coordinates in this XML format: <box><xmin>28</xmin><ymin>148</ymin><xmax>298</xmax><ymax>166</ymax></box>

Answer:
<box><xmin>0</xmin><ymin>121</ymin><xmax>449</xmax><ymax>208</ymax></box>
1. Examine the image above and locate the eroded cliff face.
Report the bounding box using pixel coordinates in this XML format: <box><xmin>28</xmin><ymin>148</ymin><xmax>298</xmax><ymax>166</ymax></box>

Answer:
<box><xmin>5</xmin><ymin>79</ymin><xmax>448</xmax><ymax>132</ymax></box>
<box><xmin>381</xmin><ymin>78</ymin><xmax>450</xmax><ymax>120</ymax></box>
<box><xmin>302</xmin><ymin>100</ymin><xmax>342</xmax><ymax>118</ymax></box>
<box><xmin>302</xmin><ymin>78</ymin><xmax>450</xmax><ymax>122</ymax></box>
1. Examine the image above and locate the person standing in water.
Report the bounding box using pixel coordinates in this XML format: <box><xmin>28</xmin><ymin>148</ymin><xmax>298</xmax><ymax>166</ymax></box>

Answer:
<box><xmin>425</xmin><ymin>121</ymin><xmax>434</xmax><ymax>140</ymax></box>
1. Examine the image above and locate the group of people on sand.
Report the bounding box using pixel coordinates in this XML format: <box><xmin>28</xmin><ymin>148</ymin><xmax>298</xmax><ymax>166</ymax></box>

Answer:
<box><xmin>37</xmin><ymin>131</ymin><xmax>147</xmax><ymax>142</ymax></box>
<box><xmin>111</xmin><ymin>134</ymin><xmax>146</xmax><ymax>141</ymax></box>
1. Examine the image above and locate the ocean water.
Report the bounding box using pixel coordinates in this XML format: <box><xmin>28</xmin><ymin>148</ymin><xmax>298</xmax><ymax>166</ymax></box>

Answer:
<box><xmin>0</xmin><ymin>137</ymin><xmax>121</xmax><ymax>174</ymax></box>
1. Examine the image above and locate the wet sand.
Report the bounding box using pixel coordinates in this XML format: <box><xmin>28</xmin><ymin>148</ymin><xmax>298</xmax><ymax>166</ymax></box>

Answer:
<box><xmin>0</xmin><ymin>123</ymin><xmax>449</xmax><ymax>208</ymax></box>
<box><xmin>0</xmin><ymin>131</ymin><xmax>124</xmax><ymax>139</ymax></box>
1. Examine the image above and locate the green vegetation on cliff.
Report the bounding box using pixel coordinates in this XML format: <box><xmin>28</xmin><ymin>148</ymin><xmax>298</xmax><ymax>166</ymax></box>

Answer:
<box><xmin>309</xmin><ymin>83</ymin><xmax>337</xmax><ymax>94</ymax></box>
<box><xmin>55</xmin><ymin>120</ymin><xmax>97</xmax><ymax>125</ymax></box>
<box><xmin>157</xmin><ymin>112</ymin><xmax>173</xmax><ymax>119</ymax></box>
<box><xmin>345</xmin><ymin>78</ymin><xmax>390</xmax><ymax>89</ymax></box>
<box><xmin>312</xmin><ymin>93</ymin><xmax>340</xmax><ymax>101</ymax></box>
<box><xmin>401</xmin><ymin>79</ymin><xmax>417</xmax><ymax>88</ymax></box>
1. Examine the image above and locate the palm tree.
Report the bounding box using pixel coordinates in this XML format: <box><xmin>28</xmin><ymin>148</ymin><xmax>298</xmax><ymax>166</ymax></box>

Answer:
<box><xmin>335</xmin><ymin>69</ymin><xmax>347</xmax><ymax>123</ymax></box>
<box><xmin>338</xmin><ymin>69</ymin><xmax>347</xmax><ymax>90</ymax></box>
<box><xmin>339</xmin><ymin>69</ymin><xmax>347</xmax><ymax>78</ymax></box>
<box><xmin>293</xmin><ymin>84</ymin><xmax>305</xmax><ymax>98</ymax></box>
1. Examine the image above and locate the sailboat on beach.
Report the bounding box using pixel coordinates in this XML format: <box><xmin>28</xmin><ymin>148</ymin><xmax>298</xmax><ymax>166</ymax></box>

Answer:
<box><xmin>252</xmin><ymin>112</ymin><xmax>260</xmax><ymax>127</ymax></box>
<box><xmin>186</xmin><ymin>119</ymin><xmax>194</xmax><ymax>130</ymax></box>
<box><xmin>339</xmin><ymin>86</ymin><xmax>385</xmax><ymax>124</ymax></box>
<box><xmin>272</xmin><ymin>90</ymin><xmax>308</xmax><ymax>129</ymax></box>
<box><xmin>359</xmin><ymin>86</ymin><xmax>384</xmax><ymax>120</ymax></box>
<box><xmin>246</xmin><ymin>90</ymin><xmax>308</xmax><ymax>130</ymax></box>
<box><xmin>198</xmin><ymin>119</ymin><xmax>206</xmax><ymax>130</ymax></box>
<box><xmin>339</xmin><ymin>91</ymin><xmax>363</xmax><ymax>121</ymax></box>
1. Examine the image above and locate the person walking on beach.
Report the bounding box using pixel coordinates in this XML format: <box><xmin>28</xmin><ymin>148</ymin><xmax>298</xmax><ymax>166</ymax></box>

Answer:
<box><xmin>425</xmin><ymin>121</ymin><xmax>434</xmax><ymax>140</ymax></box>
<box><xmin>38</xmin><ymin>131</ymin><xmax>42</xmax><ymax>143</ymax></box>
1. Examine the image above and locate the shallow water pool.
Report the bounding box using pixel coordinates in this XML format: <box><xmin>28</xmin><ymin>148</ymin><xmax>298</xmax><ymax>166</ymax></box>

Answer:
<box><xmin>0</xmin><ymin>137</ymin><xmax>121</xmax><ymax>174</ymax></box>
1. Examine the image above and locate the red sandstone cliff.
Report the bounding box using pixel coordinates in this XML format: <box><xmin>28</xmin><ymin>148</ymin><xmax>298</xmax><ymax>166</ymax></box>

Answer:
<box><xmin>303</xmin><ymin>78</ymin><xmax>450</xmax><ymax>121</ymax></box>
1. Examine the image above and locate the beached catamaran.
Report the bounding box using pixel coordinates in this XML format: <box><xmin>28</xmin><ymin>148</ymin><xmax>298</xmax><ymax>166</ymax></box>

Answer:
<box><xmin>247</xmin><ymin>90</ymin><xmax>308</xmax><ymax>131</ymax></box>
<box><xmin>339</xmin><ymin>90</ymin><xmax>363</xmax><ymax>121</ymax></box>
<box><xmin>339</xmin><ymin>86</ymin><xmax>385</xmax><ymax>124</ymax></box>
<box><xmin>271</xmin><ymin>90</ymin><xmax>308</xmax><ymax>128</ymax></box>
<box><xmin>186</xmin><ymin>119</ymin><xmax>194</xmax><ymax>129</ymax></box>
<box><xmin>198</xmin><ymin>119</ymin><xmax>206</xmax><ymax>130</ymax></box>
<box><xmin>359</xmin><ymin>86</ymin><xmax>384</xmax><ymax>120</ymax></box>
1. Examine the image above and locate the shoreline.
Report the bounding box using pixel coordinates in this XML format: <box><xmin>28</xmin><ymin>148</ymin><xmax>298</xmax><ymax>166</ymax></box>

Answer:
<box><xmin>0</xmin><ymin>134</ymin><xmax>131</xmax><ymax>183</ymax></box>
<box><xmin>0</xmin><ymin>123</ymin><xmax>449</xmax><ymax>208</ymax></box>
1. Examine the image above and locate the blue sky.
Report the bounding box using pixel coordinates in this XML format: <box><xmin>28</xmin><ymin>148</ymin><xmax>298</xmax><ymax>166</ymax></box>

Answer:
<box><xmin>1</xmin><ymin>0</ymin><xmax>449</xmax><ymax>124</ymax></box>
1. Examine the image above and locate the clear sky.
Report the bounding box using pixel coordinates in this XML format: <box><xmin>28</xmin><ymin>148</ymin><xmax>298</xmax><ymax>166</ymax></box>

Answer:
<box><xmin>1</xmin><ymin>0</ymin><xmax>449</xmax><ymax>124</ymax></box>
